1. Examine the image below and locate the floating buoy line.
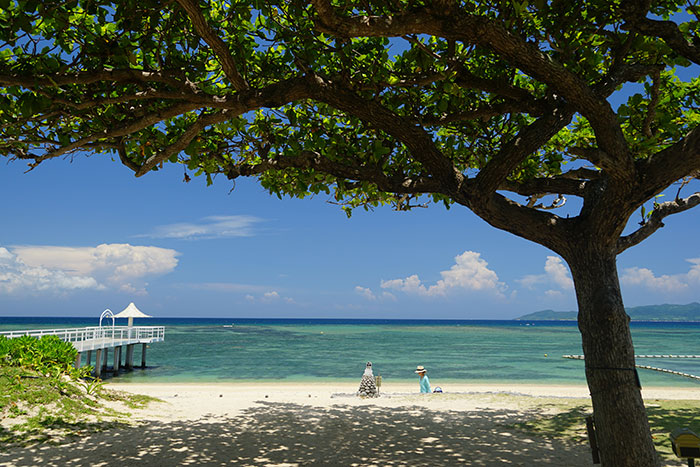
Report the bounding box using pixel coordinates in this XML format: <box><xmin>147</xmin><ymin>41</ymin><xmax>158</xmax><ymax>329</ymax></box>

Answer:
<box><xmin>562</xmin><ymin>355</ymin><xmax>700</xmax><ymax>381</ymax></box>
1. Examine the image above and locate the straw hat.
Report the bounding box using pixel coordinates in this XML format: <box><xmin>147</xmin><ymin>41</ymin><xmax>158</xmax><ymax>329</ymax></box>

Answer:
<box><xmin>415</xmin><ymin>365</ymin><xmax>427</xmax><ymax>373</ymax></box>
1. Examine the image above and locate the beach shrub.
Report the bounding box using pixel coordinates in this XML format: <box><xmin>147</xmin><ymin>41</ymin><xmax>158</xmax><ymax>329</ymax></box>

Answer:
<box><xmin>0</xmin><ymin>335</ymin><xmax>9</xmax><ymax>361</ymax></box>
<box><xmin>2</xmin><ymin>335</ymin><xmax>78</xmax><ymax>375</ymax></box>
<box><xmin>34</xmin><ymin>336</ymin><xmax>78</xmax><ymax>374</ymax></box>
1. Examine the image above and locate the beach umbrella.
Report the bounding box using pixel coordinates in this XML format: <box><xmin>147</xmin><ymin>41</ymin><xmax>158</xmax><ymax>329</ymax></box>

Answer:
<box><xmin>113</xmin><ymin>302</ymin><xmax>151</xmax><ymax>327</ymax></box>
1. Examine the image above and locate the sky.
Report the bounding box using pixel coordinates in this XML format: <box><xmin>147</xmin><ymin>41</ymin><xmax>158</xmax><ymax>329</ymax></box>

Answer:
<box><xmin>1</xmin><ymin>15</ymin><xmax>699</xmax><ymax>320</ymax></box>
<box><xmin>1</xmin><ymin>148</ymin><xmax>699</xmax><ymax>320</ymax></box>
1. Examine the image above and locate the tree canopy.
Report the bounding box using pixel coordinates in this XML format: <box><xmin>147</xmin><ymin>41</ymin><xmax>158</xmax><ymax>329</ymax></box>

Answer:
<box><xmin>1</xmin><ymin>1</ymin><xmax>700</xmax><ymax>465</ymax></box>
<box><xmin>1</xmin><ymin>1</ymin><xmax>697</xmax><ymax>255</ymax></box>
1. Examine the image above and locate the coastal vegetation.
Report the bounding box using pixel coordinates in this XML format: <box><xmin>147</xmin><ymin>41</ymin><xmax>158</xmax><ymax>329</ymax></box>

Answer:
<box><xmin>1</xmin><ymin>1</ymin><xmax>699</xmax><ymax>464</ymax></box>
<box><xmin>513</xmin><ymin>397</ymin><xmax>700</xmax><ymax>464</ymax></box>
<box><xmin>519</xmin><ymin>302</ymin><xmax>700</xmax><ymax>321</ymax></box>
<box><xmin>0</xmin><ymin>335</ymin><xmax>156</xmax><ymax>449</ymax></box>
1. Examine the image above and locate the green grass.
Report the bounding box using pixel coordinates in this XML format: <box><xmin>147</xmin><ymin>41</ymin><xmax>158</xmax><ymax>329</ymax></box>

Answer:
<box><xmin>0</xmin><ymin>364</ymin><xmax>159</xmax><ymax>450</ymax></box>
<box><xmin>512</xmin><ymin>397</ymin><xmax>700</xmax><ymax>464</ymax></box>
<box><xmin>98</xmin><ymin>388</ymin><xmax>160</xmax><ymax>409</ymax></box>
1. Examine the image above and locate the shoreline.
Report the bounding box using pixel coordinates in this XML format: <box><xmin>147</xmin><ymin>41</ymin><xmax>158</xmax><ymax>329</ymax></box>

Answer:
<box><xmin>106</xmin><ymin>380</ymin><xmax>700</xmax><ymax>397</ymax></box>
<box><xmin>105</xmin><ymin>379</ymin><xmax>700</xmax><ymax>394</ymax></box>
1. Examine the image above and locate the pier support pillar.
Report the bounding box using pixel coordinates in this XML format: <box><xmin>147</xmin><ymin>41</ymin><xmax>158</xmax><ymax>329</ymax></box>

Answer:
<box><xmin>74</xmin><ymin>353</ymin><xmax>81</xmax><ymax>369</ymax></box>
<box><xmin>141</xmin><ymin>343</ymin><xmax>147</xmax><ymax>368</ymax></box>
<box><xmin>94</xmin><ymin>348</ymin><xmax>103</xmax><ymax>378</ymax></box>
<box><xmin>113</xmin><ymin>346</ymin><xmax>121</xmax><ymax>375</ymax></box>
<box><xmin>102</xmin><ymin>347</ymin><xmax>109</xmax><ymax>371</ymax></box>
<box><xmin>126</xmin><ymin>344</ymin><xmax>135</xmax><ymax>370</ymax></box>
<box><xmin>86</xmin><ymin>350</ymin><xmax>92</xmax><ymax>367</ymax></box>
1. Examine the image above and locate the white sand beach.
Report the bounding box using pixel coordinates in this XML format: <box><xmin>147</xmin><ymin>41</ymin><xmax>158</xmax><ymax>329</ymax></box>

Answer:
<box><xmin>2</xmin><ymin>382</ymin><xmax>698</xmax><ymax>466</ymax></box>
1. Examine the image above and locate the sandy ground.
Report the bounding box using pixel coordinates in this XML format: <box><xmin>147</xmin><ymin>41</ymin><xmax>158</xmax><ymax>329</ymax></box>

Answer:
<box><xmin>1</xmin><ymin>382</ymin><xmax>698</xmax><ymax>466</ymax></box>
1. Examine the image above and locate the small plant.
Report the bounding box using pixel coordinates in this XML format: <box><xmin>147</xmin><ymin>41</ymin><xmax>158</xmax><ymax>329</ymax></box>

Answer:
<box><xmin>8</xmin><ymin>401</ymin><xmax>27</xmax><ymax>418</ymax></box>
<box><xmin>80</xmin><ymin>377</ymin><xmax>104</xmax><ymax>396</ymax></box>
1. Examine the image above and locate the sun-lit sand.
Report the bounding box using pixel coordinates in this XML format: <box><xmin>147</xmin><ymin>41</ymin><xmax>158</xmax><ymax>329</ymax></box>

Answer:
<box><xmin>106</xmin><ymin>382</ymin><xmax>700</xmax><ymax>421</ymax></box>
<box><xmin>2</xmin><ymin>382</ymin><xmax>698</xmax><ymax>466</ymax></box>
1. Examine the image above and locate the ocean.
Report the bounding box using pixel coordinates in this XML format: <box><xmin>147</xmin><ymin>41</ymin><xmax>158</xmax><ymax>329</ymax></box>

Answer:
<box><xmin>2</xmin><ymin>317</ymin><xmax>700</xmax><ymax>387</ymax></box>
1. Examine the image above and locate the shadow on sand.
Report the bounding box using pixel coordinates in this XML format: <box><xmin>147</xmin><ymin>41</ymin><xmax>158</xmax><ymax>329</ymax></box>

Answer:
<box><xmin>1</xmin><ymin>402</ymin><xmax>593</xmax><ymax>466</ymax></box>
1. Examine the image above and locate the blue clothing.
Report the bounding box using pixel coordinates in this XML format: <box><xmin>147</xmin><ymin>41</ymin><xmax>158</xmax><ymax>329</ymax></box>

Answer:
<box><xmin>419</xmin><ymin>374</ymin><xmax>431</xmax><ymax>393</ymax></box>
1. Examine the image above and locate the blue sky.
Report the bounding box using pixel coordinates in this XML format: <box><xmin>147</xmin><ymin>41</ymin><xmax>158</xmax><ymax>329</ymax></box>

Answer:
<box><xmin>1</xmin><ymin>148</ymin><xmax>699</xmax><ymax>320</ymax></box>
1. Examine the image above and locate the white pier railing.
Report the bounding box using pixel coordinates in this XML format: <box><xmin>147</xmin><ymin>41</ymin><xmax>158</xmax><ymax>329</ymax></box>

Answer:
<box><xmin>0</xmin><ymin>326</ymin><xmax>165</xmax><ymax>352</ymax></box>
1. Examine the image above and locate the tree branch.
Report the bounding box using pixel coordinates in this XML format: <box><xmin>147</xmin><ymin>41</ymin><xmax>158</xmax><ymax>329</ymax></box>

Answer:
<box><xmin>135</xmin><ymin>110</ymin><xmax>233</xmax><ymax>177</ymax></box>
<box><xmin>28</xmin><ymin>102</ymin><xmax>200</xmax><ymax>166</ymax></box>
<box><xmin>593</xmin><ymin>63</ymin><xmax>665</xmax><ymax>98</ymax></box>
<box><xmin>560</xmin><ymin>167</ymin><xmax>602</xmax><ymax>180</ymax></box>
<box><xmin>9</xmin><ymin>76</ymin><xmax>314</xmax><ymax>170</ymax></box>
<box><xmin>499</xmin><ymin>176</ymin><xmax>587</xmax><ymax>197</ymax></box>
<box><xmin>308</xmin><ymin>75</ymin><xmax>462</xmax><ymax>193</ymax></box>
<box><xmin>419</xmin><ymin>101</ymin><xmax>542</xmax><ymax>125</ymax></box>
<box><xmin>0</xmin><ymin>69</ymin><xmax>187</xmax><ymax>89</ymax></box>
<box><xmin>634</xmin><ymin>126</ymin><xmax>700</xmax><ymax>203</ymax></box>
<box><xmin>472</xmin><ymin>105</ymin><xmax>574</xmax><ymax>195</ymax></box>
<box><xmin>311</xmin><ymin>0</ymin><xmax>439</xmax><ymax>37</ymax></box>
<box><xmin>118</xmin><ymin>139</ymin><xmax>140</xmax><ymax>173</ymax></box>
<box><xmin>458</xmin><ymin>187</ymin><xmax>571</xmax><ymax>254</ymax></box>
<box><xmin>452</xmin><ymin>66</ymin><xmax>534</xmax><ymax>102</ymax></box>
<box><xmin>643</xmin><ymin>67</ymin><xmax>661</xmax><ymax>137</ymax></box>
<box><xmin>216</xmin><ymin>150</ymin><xmax>442</xmax><ymax>194</ymax></box>
<box><xmin>310</xmin><ymin>1</ymin><xmax>636</xmax><ymax>181</ymax></box>
<box><xmin>174</xmin><ymin>0</ymin><xmax>249</xmax><ymax>91</ymax></box>
<box><xmin>569</xmin><ymin>147</ymin><xmax>614</xmax><ymax>169</ymax></box>
<box><xmin>40</xmin><ymin>89</ymin><xmax>229</xmax><ymax>111</ymax></box>
<box><xmin>623</xmin><ymin>18</ymin><xmax>700</xmax><ymax>65</ymax></box>
<box><xmin>617</xmin><ymin>192</ymin><xmax>700</xmax><ymax>253</ymax></box>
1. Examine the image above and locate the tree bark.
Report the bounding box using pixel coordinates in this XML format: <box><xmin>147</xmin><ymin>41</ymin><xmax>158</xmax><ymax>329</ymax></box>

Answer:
<box><xmin>568</xmin><ymin>245</ymin><xmax>658</xmax><ymax>466</ymax></box>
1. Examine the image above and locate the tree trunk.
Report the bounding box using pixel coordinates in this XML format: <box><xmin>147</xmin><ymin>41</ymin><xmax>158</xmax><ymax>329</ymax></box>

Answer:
<box><xmin>568</xmin><ymin>246</ymin><xmax>658</xmax><ymax>467</ymax></box>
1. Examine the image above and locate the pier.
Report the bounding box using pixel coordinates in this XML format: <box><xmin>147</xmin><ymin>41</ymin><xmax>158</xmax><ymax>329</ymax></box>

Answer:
<box><xmin>1</xmin><ymin>309</ymin><xmax>164</xmax><ymax>378</ymax></box>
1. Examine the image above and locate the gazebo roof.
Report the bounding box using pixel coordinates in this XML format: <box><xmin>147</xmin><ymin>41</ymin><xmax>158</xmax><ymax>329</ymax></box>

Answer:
<box><xmin>113</xmin><ymin>302</ymin><xmax>151</xmax><ymax>319</ymax></box>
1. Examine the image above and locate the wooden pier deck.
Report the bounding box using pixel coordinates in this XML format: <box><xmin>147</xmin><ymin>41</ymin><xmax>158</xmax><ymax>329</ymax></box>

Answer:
<box><xmin>0</xmin><ymin>326</ymin><xmax>164</xmax><ymax>378</ymax></box>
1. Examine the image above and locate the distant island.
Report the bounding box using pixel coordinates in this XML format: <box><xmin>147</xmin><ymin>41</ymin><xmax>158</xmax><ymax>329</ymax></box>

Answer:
<box><xmin>517</xmin><ymin>303</ymin><xmax>700</xmax><ymax>321</ymax></box>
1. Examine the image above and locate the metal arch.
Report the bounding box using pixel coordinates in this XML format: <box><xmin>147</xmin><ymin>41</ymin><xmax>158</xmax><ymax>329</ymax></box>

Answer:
<box><xmin>99</xmin><ymin>309</ymin><xmax>115</xmax><ymax>328</ymax></box>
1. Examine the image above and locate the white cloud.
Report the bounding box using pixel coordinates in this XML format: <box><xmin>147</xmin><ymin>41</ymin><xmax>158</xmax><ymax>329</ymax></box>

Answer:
<box><xmin>621</xmin><ymin>267</ymin><xmax>688</xmax><ymax>292</ymax></box>
<box><xmin>244</xmin><ymin>290</ymin><xmax>295</xmax><ymax>304</ymax></box>
<box><xmin>518</xmin><ymin>256</ymin><xmax>573</xmax><ymax>291</ymax></box>
<box><xmin>263</xmin><ymin>291</ymin><xmax>280</xmax><ymax>301</ymax></box>
<box><xmin>355</xmin><ymin>286</ymin><xmax>376</xmax><ymax>300</ymax></box>
<box><xmin>0</xmin><ymin>247</ymin><xmax>100</xmax><ymax>293</ymax></box>
<box><xmin>619</xmin><ymin>257</ymin><xmax>700</xmax><ymax>293</ymax></box>
<box><xmin>381</xmin><ymin>291</ymin><xmax>397</xmax><ymax>301</ymax></box>
<box><xmin>518</xmin><ymin>274</ymin><xmax>542</xmax><ymax>289</ymax></box>
<box><xmin>687</xmin><ymin>258</ymin><xmax>700</xmax><ymax>283</ymax></box>
<box><xmin>189</xmin><ymin>282</ymin><xmax>270</xmax><ymax>293</ymax></box>
<box><xmin>3</xmin><ymin>244</ymin><xmax>179</xmax><ymax>295</ymax></box>
<box><xmin>380</xmin><ymin>251</ymin><xmax>505</xmax><ymax>297</ymax></box>
<box><xmin>545</xmin><ymin>289</ymin><xmax>564</xmax><ymax>298</ymax></box>
<box><xmin>544</xmin><ymin>256</ymin><xmax>574</xmax><ymax>289</ymax></box>
<box><xmin>141</xmin><ymin>215</ymin><xmax>262</xmax><ymax>240</ymax></box>
<box><xmin>355</xmin><ymin>285</ymin><xmax>397</xmax><ymax>302</ymax></box>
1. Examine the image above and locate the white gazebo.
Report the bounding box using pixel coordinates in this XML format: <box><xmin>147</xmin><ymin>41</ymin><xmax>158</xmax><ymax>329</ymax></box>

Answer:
<box><xmin>111</xmin><ymin>302</ymin><xmax>156</xmax><ymax>372</ymax></box>
<box><xmin>113</xmin><ymin>302</ymin><xmax>152</xmax><ymax>327</ymax></box>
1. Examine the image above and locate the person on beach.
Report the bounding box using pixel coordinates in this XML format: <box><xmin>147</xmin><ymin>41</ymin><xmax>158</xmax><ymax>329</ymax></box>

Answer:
<box><xmin>415</xmin><ymin>365</ymin><xmax>431</xmax><ymax>393</ymax></box>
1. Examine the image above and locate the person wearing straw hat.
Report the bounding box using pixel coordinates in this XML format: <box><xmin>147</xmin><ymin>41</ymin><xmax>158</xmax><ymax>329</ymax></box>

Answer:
<box><xmin>415</xmin><ymin>365</ymin><xmax>431</xmax><ymax>393</ymax></box>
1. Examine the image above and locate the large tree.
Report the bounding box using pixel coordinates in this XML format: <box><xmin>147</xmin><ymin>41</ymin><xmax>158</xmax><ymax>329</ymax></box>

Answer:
<box><xmin>1</xmin><ymin>0</ymin><xmax>699</xmax><ymax>464</ymax></box>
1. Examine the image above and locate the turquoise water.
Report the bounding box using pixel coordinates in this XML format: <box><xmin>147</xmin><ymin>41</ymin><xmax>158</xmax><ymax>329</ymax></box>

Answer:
<box><xmin>2</xmin><ymin>317</ymin><xmax>700</xmax><ymax>387</ymax></box>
